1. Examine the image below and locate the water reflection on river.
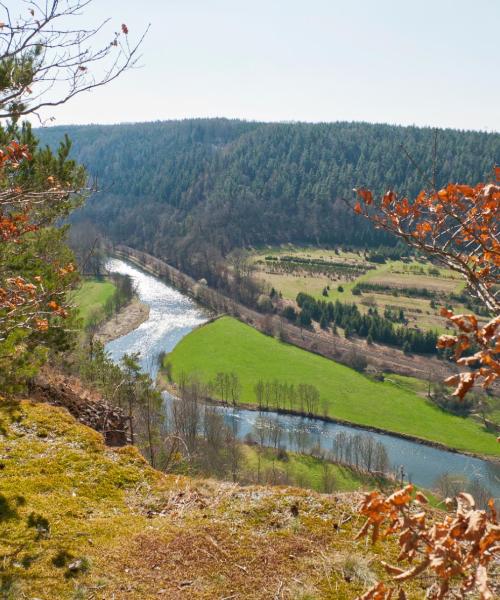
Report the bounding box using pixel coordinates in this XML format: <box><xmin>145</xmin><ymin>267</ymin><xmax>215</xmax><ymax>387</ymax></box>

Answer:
<box><xmin>212</xmin><ymin>404</ymin><xmax>500</xmax><ymax>495</ymax></box>
<box><xmin>105</xmin><ymin>258</ymin><xmax>500</xmax><ymax>498</ymax></box>
<box><xmin>104</xmin><ymin>258</ymin><xmax>207</xmax><ymax>378</ymax></box>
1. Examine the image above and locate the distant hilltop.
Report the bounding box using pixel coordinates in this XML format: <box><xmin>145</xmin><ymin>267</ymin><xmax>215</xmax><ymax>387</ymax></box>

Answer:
<box><xmin>37</xmin><ymin>118</ymin><xmax>499</xmax><ymax>257</ymax></box>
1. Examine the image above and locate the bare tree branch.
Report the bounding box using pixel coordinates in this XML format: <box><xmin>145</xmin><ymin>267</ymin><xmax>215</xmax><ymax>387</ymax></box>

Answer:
<box><xmin>0</xmin><ymin>0</ymin><xmax>149</xmax><ymax>121</ymax></box>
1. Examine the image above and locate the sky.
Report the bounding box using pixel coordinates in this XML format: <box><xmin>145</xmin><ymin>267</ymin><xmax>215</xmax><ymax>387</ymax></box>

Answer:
<box><xmin>34</xmin><ymin>0</ymin><xmax>500</xmax><ymax>131</ymax></box>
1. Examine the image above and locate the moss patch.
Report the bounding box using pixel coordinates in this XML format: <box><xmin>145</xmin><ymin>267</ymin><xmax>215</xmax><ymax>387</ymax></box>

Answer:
<box><xmin>0</xmin><ymin>399</ymin><xmax>425</xmax><ymax>599</ymax></box>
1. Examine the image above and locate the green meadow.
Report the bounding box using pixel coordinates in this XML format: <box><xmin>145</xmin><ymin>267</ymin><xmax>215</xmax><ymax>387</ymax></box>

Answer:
<box><xmin>72</xmin><ymin>278</ymin><xmax>116</xmax><ymax>327</ymax></box>
<box><xmin>167</xmin><ymin>316</ymin><xmax>500</xmax><ymax>457</ymax></box>
<box><xmin>240</xmin><ymin>445</ymin><xmax>384</xmax><ymax>493</ymax></box>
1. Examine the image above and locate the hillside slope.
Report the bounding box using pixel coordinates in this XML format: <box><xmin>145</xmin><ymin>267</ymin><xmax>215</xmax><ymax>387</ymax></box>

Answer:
<box><xmin>1</xmin><ymin>398</ymin><xmax>418</xmax><ymax>599</ymax></box>
<box><xmin>166</xmin><ymin>317</ymin><xmax>500</xmax><ymax>457</ymax></box>
<box><xmin>38</xmin><ymin>120</ymin><xmax>500</xmax><ymax>262</ymax></box>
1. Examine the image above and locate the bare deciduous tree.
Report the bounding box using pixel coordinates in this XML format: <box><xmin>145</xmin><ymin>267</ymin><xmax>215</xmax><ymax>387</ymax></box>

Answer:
<box><xmin>0</xmin><ymin>0</ymin><xmax>148</xmax><ymax>122</ymax></box>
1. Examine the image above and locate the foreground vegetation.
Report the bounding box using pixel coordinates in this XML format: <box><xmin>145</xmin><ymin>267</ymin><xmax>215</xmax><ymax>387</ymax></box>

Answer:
<box><xmin>1</xmin><ymin>399</ymin><xmax>418</xmax><ymax>599</ymax></box>
<box><xmin>165</xmin><ymin>317</ymin><xmax>500</xmax><ymax>457</ymax></box>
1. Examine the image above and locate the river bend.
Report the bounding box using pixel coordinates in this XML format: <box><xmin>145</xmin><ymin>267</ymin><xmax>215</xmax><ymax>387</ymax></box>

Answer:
<box><xmin>105</xmin><ymin>258</ymin><xmax>500</xmax><ymax>498</ymax></box>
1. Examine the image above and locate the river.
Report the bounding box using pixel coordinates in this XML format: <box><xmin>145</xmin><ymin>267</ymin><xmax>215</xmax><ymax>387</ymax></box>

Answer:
<box><xmin>105</xmin><ymin>258</ymin><xmax>208</xmax><ymax>379</ymax></box>
<box><xmin>105</xmin><ymin>258</ymin><xmax>500</xmax><ymax>498</ymax></box>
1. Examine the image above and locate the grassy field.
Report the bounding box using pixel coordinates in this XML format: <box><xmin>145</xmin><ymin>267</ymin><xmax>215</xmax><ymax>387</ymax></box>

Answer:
<box><xmin>166</xmin><ymin>316</ymin><xmax>500</xmax><ymax>457</ymax></box>
<box><xmin>240</xmin><ymin>445</ymin><xmax>440</xmax><ymax>503</ymax></box>
<box><xmin>240</xmin><ymin>445</ymin><xmax>384</xmax><ymax>493</ymax></box>
<box><xmin>252</xmin><ymin>246</ymin><xmax>470</xmax><ymax>333</ymax></box>
<box><xmin>71</xmin><ymin>278</ymin><xmax>116</xmax><ymax>327</ymax></box>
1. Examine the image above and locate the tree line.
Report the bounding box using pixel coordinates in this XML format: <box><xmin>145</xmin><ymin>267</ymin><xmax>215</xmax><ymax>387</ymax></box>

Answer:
<box><xmin>293</xmin><ymin>292</ymin><xmax>439</xmax><ymax>354</ymax></box>
<box><xmin>331</xmin><ymin>431</ymin><xmax>389</xmax><ymax>475</ymax></box>
<box><xmin>254</xmin><ymin>379</ymin><xmax>324</xmax><ymax>415</ymax></box>
<box><xmin>203</xmin><ymin>370</ymin><xmax>326</xmax><ymax>417</ymax></box>
<box><xmin>165</xmin><ymin>374</ymin><xmax>393</xmax><ymax>490</ymax></box>
<box><xmin>37</xmin><ymin>119</ymin><xmax>500</xmax><ymax>286</ymax></box>
<box><xmin>352</xmin><ymin>281</ymin><xmax>436</xmax><ymax>299</ymax></box>
<box><xmin>208</xmin><ymin>371</ymin><xmax>241</xmax><ymax>405</ymax></box>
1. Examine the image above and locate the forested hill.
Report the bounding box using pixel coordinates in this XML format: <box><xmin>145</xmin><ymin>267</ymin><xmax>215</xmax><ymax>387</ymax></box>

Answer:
<box><xmin>38</xmin><ymin>119</ymin><xmax>499</xmax><ymax>260</ymax></box>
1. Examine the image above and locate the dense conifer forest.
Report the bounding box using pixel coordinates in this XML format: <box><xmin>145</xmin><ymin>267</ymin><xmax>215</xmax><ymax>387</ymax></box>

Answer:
<box><xmin>38</xmin><ymin>119</ymin><xmax>499</xmax><ymax>268</ymax></box>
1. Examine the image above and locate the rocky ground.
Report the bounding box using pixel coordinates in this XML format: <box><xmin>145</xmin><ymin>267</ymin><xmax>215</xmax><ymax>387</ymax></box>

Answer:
<box><xmin>30</xmin><ymin>368</ymin><xmax>129</xmax><ymax>446</ymax></box>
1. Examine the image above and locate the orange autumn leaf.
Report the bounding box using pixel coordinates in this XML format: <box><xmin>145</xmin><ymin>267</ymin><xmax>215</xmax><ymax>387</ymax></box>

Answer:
<box><xmin>387</xmin><ymin>485</ymin><xmax>413</xmax><ymax>506</ymax></box>
<box><xmin>355</xmin><ymin>485</ymin><xmax>500</xmax><ymax>600</ymax></box>
<box><xmin>415</xmin><ymin>491</ymin><xmax>429</xmax><ymax>504</ymax></box>
<box><xmin>356</xmin><ymin>188</ymin><xmax>373</xmax><ymax>205</ymax></box>
<box><xmin>352</xmin><ymin>169</ymin><xmax>499</xmax><ymax>400</ymax></box>
<box><xmin>382</xmin><ymin>190</ymin><xmax>396</xmax><ymax>207</ymax></box>
<box><xmin>34</xmin><ymin>318</ymin><xmax>48</xmax><ymax>331</ymax></box>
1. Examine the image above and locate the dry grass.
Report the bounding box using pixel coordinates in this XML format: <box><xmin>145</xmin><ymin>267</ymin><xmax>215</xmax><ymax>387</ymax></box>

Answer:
<box><xmin>0</xmin><ymin>399</ymin><xmax>425</xmax><ymax>599</ymax></box>
<box><xmin>371</xmin><ymin>272</ymin><xmax>459</xmax><ymax>292</ymax></box>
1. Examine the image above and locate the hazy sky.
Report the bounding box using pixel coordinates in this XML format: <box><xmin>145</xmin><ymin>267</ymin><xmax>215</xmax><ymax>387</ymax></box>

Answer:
<box><xmin>37</xmin><ymin>0</ymin><xmax>500</xmax><ymax>131</ymax></box>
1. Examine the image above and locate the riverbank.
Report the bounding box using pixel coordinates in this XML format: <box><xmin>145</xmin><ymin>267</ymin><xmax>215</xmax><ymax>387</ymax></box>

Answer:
<box><xmin>103</xmin><ymin>257</ymin><xmax>207</xmax><ymax>377</ymax></box>
<box><xmin>159</xmin><ymin>378</ymin><xmax>500</xmax><ymax>464</ymax></box>
<box><xmin>162</xmin><ymin>316</ymin><xmax>500</xmax><ymax>459</ymax></box>
<box><xmin>113</xmin><ymin>244</ymin><xmax>461</xmax><ymax>383</ymax></box>
<box><xmin>73</xmin><ymin>277</ymin><xmax>117</xmax><ymax>327</ymax></box>
<box><xmin>96</xmin><ymin>296</ymin><xmax>150</xmax><ymax>344</ymax></box>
